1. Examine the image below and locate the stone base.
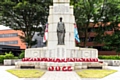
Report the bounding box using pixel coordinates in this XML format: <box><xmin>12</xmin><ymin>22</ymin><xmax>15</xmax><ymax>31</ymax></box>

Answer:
<box><xmin>20</xmin><ymin>45</ymin><xmax>101</xmax><ymax>70</ymax></box>
<box><xmin>25</xmin><ymin>46</ymin><xmax>98</xmax><ymax>59</ymax></box>
<box><xmin>4</xmin><ymin>59</ymin><xmax>21</xmax><ymax>66</ymax></box>
<box><xmin>15</xmin><ymin>61</ymin><xmax>108</xmax><ymax>70</ymax></box>
<box><xmin>101</xmin><ymin>60</ymin><xmax>120</xmax><ymax>66</ymax></box>
<box><xmin>15</xmin><ymin>62</ymin><xmax>41</xmax><ymax>69</ymax></box>
<box><xmin>74</xmin><ymin>62</ymin><xmax>108</xmax><ymax>70</ymax></box>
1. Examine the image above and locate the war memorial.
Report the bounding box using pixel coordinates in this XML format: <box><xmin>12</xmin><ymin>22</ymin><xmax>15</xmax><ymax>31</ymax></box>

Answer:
<box><xmin>15</xmin><ymin>0</ymin><xmax>107</xmax><ymax>71</ymax></box>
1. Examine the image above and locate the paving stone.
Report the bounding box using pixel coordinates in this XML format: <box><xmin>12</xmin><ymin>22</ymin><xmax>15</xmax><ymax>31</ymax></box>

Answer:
<box><xmin>40</xmin><ymin>71</ymin><xmax>81</xmax><ymax>80</ymax></box>
<box><xmin>0</xmin><ymin>66</ymin><xmax>120</xmax><ymax>80</ymax></box>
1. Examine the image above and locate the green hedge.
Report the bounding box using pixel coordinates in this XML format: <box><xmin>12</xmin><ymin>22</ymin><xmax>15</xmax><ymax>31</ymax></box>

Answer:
<box><xmin>98</xmin><ymin>55</ymin><xmax>120</xmax><ymax>60</ymax></box>
<box><xmin>0</xmin><ymin>55</ymin><xmax>5</xmax><ymax>63</ymax></box>
<box><xmin>0</xmin><ymin>52</ymin><xmax>18</xmax><ymax>64</ymax></box>
<box><xmin>19</xmin><ymin>50</ymin><xmax>25</xmax><ymax>59</ymax></box>
<box><xmin>4</xmin><ymin>52</ymin><xmax>15</xmax><ymax>59</ymax></box>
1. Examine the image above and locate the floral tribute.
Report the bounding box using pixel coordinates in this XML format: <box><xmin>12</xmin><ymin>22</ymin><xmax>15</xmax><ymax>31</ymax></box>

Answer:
<box><xmin>22</xmin><ymin>58</ymin><xmax>99</xmax><ymax>71</ymax></box>
<box><xmin>22</xmin><ymin>58</ymin><xmax>98</xmax><ymax>62</ymax></box>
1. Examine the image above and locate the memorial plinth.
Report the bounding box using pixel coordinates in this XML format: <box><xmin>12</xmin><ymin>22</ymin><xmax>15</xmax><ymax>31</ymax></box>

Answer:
<box><xmin>15</xmin><ymin>0</ymin><xmax>107</xmax><ymax>70</ymax></box>
<box><xmin>25</xmin><ymin>46</ymin><xmax>98</xmax><ymax>59</ymax></box>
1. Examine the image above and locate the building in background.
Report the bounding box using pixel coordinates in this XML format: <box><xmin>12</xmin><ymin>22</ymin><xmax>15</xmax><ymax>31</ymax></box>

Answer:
<box><xmin>0</xmin><ymin>25</ymin><xmax>45</xmax><ymax>55</ymax></box>
<box><xmin>79</xmin><ymin>22</ymin><xmax>117</xmax><ymax>55</ymax></box>
<box><xmin>0</xmin><ymin>25</ymin><xmax>26</xmax><ymax>55</ymax></box>
<box><xmin>0</xmin><ymin>29</ymin><xmax>26</xmax><ymax>49</ymax></box>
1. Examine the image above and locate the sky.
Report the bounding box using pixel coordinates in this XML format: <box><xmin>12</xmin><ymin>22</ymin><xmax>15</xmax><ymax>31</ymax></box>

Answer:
<box><xmin>0</xmin><ymin>25</ymin><xmax>11</xmax><ymax>30</ymax></box>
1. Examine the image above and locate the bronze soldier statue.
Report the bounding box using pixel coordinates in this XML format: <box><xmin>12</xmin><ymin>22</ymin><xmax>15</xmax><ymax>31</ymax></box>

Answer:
<box><xmin>57</xmin><ymin>17</ymin><xmax>66</xmax><ymax>45</ymax></box>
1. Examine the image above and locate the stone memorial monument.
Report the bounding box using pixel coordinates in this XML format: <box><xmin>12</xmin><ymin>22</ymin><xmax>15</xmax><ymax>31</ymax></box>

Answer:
<box><xmin>15</xmin><ymin>0</ymin><xmax>107</xmax><ymax>70</ymax></box>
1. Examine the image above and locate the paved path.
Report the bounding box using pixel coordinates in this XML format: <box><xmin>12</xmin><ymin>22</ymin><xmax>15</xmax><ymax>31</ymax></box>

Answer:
<box><xmin>0</xmin><ymin>66</ymin><xmax>120</xmax><ymax>80</ymax></box>
<box><xmin>40</xmin><ymin>71</ymin><xmax>81</xmax><ymax>80</ymax></box>
<box><xmin>0</xmin><ymin>66</ymin><xmax>21</xmax><ymax>80</ymax></box>
<box><xmin>0</xmin><ymin>66</ymin><xmax>81</xmax><ymax>80</ymax></box>
<box><xmin>100</xmin><ymin>66</ymin><xmax>120</xmax><ymax>80</ymax></box>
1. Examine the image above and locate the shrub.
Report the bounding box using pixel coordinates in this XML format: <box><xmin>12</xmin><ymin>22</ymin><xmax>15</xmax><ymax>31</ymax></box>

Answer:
<box><xmin>19</xmin><ymin>50</ymin><xmax>25</xmax><ymax>59</ymax></box>
<box><xmin>0</xmin><ymin>55</ymin><xmax>5</xmax><ymax>63</ymax></box>
<box><xmin>0</xmin><ymin>51</ymin><xmax>20</xmax><ymax>64</ymax></box>
<box><xmin>14</xmin><ymin>57</ymin><xmax>19</xmax><ymax>59</ymax></box>
<box><xmin>4</xmin><ymin>52</ymin><xmax>15</xmax><ymax>59</ymax></box>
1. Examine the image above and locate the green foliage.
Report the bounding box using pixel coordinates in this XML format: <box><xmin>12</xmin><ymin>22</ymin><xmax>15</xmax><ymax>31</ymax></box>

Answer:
<box><xmin>71</xmin><ymin>0</ymin><xmax>105</xmax><ymax>47</ymax></box>
<box><xmin>14</xmin><ymin>57</ymin><xmax>19</xmax><ymax>59</ymax></box>
<box><xmin>19</xmin><ymin>50</ymin><xmax>25</xmax><ymax>59</ymax></box>
<box><xmin>102</xmin><ymin>31</ymin><xmax>120</xmax><ymax>54</ymax></box>
<box><xmin>0</xmin><ymin>0</ymin><xmax>53</xmax><ymax>47</ymax></box>
<box><xmin>71</xmin><ymin>0</ymin><xmax>120</xmax><ymax>54</ymax></box>
<box><xmin>0</xmin><ymin>55</ymin><xmax>5</xmax><ymax>63</ymax></box>
<box><xmin>4</xmin><ymin>52</ymin><xmax>14</xmax><ymax>59</ymax></box>
<box><xmin>94</xmin><ymin>0</ymin><xmax>120</xmax><ymax>47</ymax></box>
<box><xmin>0</xmin><ymin>52</ymin><xmax>18</xmax><ymax>64</ymax></box>
<box><xmin>99</xmin><ymin>55</ymin><xmax>120</xmax><ymax>60</ymax></box>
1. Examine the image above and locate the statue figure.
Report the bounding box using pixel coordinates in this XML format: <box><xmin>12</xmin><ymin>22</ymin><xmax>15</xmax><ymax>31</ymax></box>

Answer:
<box><xmin>57</xmin><ymin>17</ymin><xmax>66</xmax><ymax>45</ymax></box>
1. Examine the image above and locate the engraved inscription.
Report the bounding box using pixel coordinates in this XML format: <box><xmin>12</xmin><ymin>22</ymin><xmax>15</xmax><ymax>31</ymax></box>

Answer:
<box><xmin>54</xmin><ymin>5</ymin><xmax>69</xmax><ymax>13</ymax></box>
<box><xmin>84</xmin><ymin>51</ymin><xmax>90</xmax><ymax>58</ymax></box>
<box><xmin>44</xmin><ymin>50</ymin><xmax>46</xmax><ymax>57</ymax></box>
<box><xmin>57</xmin><ymin>48</ymin><xmax>59</xmax><ymax>57</ymax></box>
<box><xmin>62</xmin><ymin>48</ymin><xmax>64</xmax><ymax>57</ymax></box>
<box><xmin>34</xmin><ymin>52</ymin><xmax>39</xmax><ymax>57</ymax></box>
<box><xmin>75</xmin><ymin>50</ymin><xmax>78</xmax><ymax>58</ymax></box>
<box><xmin>71</xmin><ymin>50</ymin><xmax>74</xmax><ymax>58</ymax></box>
<box><xmin>49</xmin><ymin>50</ymin><xmax>52</xmax><ymax>57</ymax></box>
<box><xmin>32</xmin><ymin>50</ymin><xmax>39</xmax><ymax>57</ymax></box>
<box><xmin>77</xmin><ymin>51</ymin><xmax>81</xmax><ymax>58</ymax></box>
<box><xmin>51</xmin><ymin>49</ymin><xmax>55</xmax><ymax>58</ymax></box>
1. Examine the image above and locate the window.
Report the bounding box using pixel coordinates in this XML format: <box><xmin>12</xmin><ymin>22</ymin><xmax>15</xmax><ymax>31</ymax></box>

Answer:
<box><xmin>0</xmin><ymin>40</ymin><xmax>18</xmax><ymax>45</ymax></box>
<box><xmin>0</xmin><ymin>33</ymin><xmax>18</xmax><ymax>38</ymax></box>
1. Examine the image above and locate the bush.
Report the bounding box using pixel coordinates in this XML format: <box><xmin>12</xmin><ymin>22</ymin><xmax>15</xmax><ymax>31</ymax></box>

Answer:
<box><xmin>0</xmin><ymin>51</ymin><xmax>18</xmax><ymax>64</ymax></box>
<box><xmin>19</xmin><ymin>50</ymin><xmax>25</xmax><ymax>59</ymax></box>
<box><xmin>0</xmin><ymin>55</ymin><xmax>5</xmax><ymax>63</ymax></box>
<box><xmin>14</xmin><ymin>57</ymin><xmax>19</xmax><ymax>59</ymax></box>
<box><xmin>98</xmin><ymin>55</ymin><xmax>120</xmax><ymax>60</ymax></box>
<box><xmin>4</xmin><ymin>52</ymin><xmax>15</xmax><ymax>59</ymax></box>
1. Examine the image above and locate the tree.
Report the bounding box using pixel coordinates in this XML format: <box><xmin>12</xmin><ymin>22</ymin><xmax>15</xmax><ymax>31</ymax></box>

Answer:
<box><xmin>99</xmin><ymin>0</ymin><xmax>120</xmax><ymax>54</ymax></box>
<box><xmin>71</xmin><ymin>0</ymin><xmax>104</xmax><ymax>47</ymax></box>
<box><xmin>0</xmin><ymin>0</ymin><xmax>52</xmax><ymax>48</ymax></box>
<box><xmin>103</xmin><ymin>31</ymin><xmax>120</xmax><ymax>55</ymax></box>
<box><xmin>71</xmin><ymin>0</ymin><xmax>120</xmax><ymax>54</ymax></box>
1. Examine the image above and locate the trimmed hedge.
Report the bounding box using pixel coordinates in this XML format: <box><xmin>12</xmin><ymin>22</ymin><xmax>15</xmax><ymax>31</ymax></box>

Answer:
<box><xmin>98</xmin><ymin>55</ymin><xmax>120</xmax><ymax>60</ymax></box>
<box><xmin>0</xmin><ymin>52</ymin><xmax>18</xmax><ymax>64</ymax></box>
<box><xmin>0</xmin><ymin>51</ymin><xmax>25</xmax><ymax>64</ymax></box>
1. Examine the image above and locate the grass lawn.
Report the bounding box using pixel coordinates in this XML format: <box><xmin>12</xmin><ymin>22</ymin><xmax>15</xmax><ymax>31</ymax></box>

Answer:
<box><xmin>76</xmin><ymin>69</ymin><xmax>117</xmax><ymax>78</ymax></box>
<box><xmin>7</xmin><ymin>69</ymin><xmax>45</xmax><ymax>78</ymax></box>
